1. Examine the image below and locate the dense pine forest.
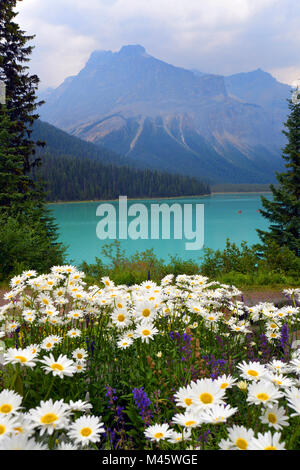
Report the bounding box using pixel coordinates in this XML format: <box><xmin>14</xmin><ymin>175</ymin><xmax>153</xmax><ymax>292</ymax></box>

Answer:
<box><xmin>31</xmin><ymin>119</ymin><xmax>211</xmax><ymax>201</ymax></box>
<box><xmin>33</xmin><ymin>151</ymin><xmax>211</xmax><ymax>201</ymax></box>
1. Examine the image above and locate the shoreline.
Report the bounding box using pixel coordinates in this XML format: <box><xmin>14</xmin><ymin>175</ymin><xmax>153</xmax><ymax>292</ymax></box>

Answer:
<box><xmin>47</xmin><ymin>191</ymin><xmax>272</xmax><ymax>206</ymax></box>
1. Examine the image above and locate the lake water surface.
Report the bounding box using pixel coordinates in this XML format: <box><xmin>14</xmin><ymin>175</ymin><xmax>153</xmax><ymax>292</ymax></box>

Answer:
<box><xmin>48</xmin><ymin>193</ymin><xmax>272</xmax><ymax>266</ymax></box>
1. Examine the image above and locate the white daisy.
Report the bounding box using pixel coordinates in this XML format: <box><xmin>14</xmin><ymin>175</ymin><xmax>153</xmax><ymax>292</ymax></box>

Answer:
<box><xmin>5</xmin><ymin>321</ymin><xmax>20</xmax><ymax>333</ymax></box>
<box><xmin>167</xmin><ymin>428</ymin><xmax>192</xmax><ymax>443</ymax></box>
<box><xmin>264</xmin><ymin>372</ymin><xmax>296</xmax><ymax>389</ymax></box>
<box><xmin>173</xmin><ymin>384</ymin><xmax>195</xmax><ymax>409</ymax></box>
<box><xmin>111</xmin><ymin>310</ymin><xmax>132</xmax><ymax>329</ymax></box>
<box><xmin>0</xmin><ymin>434</ymin><xmax>48</xmax><ymax>450</ymax></box>
<box><xmin>56</xmin><ymin>441</ymin><xmax>79</xmax><ymax>450</ymax></box>
<box><xmin>226</xmin><ymin>425</ymin><xmax>255</xmax><ymax>450</ymax></box>
<box><xmin>284</xmin><ymin>386</ymin><xmax>300</xmax><ymax>416</ymax></box>
<box><xmin>72</xmin><ymin>348</ymin><xmax>88</xmax><ymax>362</ymax></box>
<box><xmin>117</xmin><ymin>337</ymin><xmax>134</xmax><ymax>349</ymax></box>
<box><xmin>74</xmin><ymin>362</ymin><xmax>86</xmax><ymax>373</ymax></box>
<box><xmin>290</xmin><ymin>358</ymin><xmax>300</xmax><ymax>375</ymax></box>
<box><xmin>172</xmin><ymin>410</ymin><xmax>203</xmax><ymax>428</ymax></box>
<box><xmin>68</xmin><ymin>400</ymin><xmax>93</xmax><ymax>414</ymax></box>
<box><xmin>28</xmin><ymin>399</ymin><xmax>70</xmax><ymax>436</ymax></box>
<box><xmin>67</xmin><ymin>310</ymin><xmax>84</xmax><ymax>320</ymax></box>
<box><xmin>0</xmin><ymin>414</ymin><xmax>21</xmax><ymax>441</ymax></box>
<box><xmin>200</xmin><ymin>404</ymin><xmax>238</xmax><ymax>424</ymax></box>
<box><xmin>39</xmin><ymin>353</ymin><xmax>77</xmax><ymax>378</ymax></box>
<box><xmin>247</xmin><ymin>380</ymin><xmax>284</xmax><ymax>406</ymax></box>
<box><xmin>67</xmin><ymin>328</ymin><xmax>81</xmax><ymax>338</ymax></box>
<box><xmin>260</xmin><ymin>404</ymin><xmax>289</xmax><ymax>430</ymax></box>
<box><xmin>135</xmin><ymin>300</ymin><xmax>158</xmax><ymax>322</ymax></box>
<box><xmin>144</xmin><ymin>423</ymin><xmax>173</xmax><ymax>442</ymax></box>
<box><xmin>248</xmin><ymin>431</ymin><xmax>285</xmax><ymax>450</ymax></box>
<box><xmin>135</xmin><ymin>322</ymin><xmax>159</xmax><ymax>343</ymax></box>
<box><xmin>237</xmin><ymin>361</ymin><xmax>268</xmax><ymax>381</ymax></box>
<box><xmin>190</xmin><ymin>378</ymin><xmax>226</xmax><ymax>409</ymax></box>
<box><xmin>218</xmin><ymin>437</ymin><xmax>235</xmax><ymax>450</ymax></box>
<box><xmin>0</xmin><ymin>390</ymin><xmax>23</xmax><ymax>415</ymax></box>
<box><xmin>215</xmin><ymin>374</ymin><xmax>237</xmax><ymax>391</ymax></box>
<box><xmin>267</xmin><ymin>360</ymin><xmax>291</xmax><ymax>375</ymax></box>
<box><xmin>67</xmin><ymin>415</ymin><xmax>105</xmax><ymax>446</ymax></box>
<box><xmin>3</xmin><ymin>347</ymin><xmax>38</xmax><ymax>368</ymax></box>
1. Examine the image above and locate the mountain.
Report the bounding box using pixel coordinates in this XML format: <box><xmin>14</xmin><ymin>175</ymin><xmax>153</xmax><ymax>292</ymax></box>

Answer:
<box><xmin>39</xmin><ymin>45</ymin><xmax>291</xmax><ymax>184</ymax></box>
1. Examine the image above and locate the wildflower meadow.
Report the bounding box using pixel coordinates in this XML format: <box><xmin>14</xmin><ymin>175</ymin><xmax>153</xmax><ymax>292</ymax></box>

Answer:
<box><xmin>0</xmin><ymin>266</ymin><xmax>299</xmax><ymax>450</ymax></box>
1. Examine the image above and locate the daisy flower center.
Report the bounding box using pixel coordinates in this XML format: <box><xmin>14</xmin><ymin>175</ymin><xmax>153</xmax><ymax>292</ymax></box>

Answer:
<box><xmin>268</xmin><ymin>413</ymin><xmax>277</xmax><ymax>424</ymax></box>
<box><xmin>265</xmin><ymin>446</ymin><xmax>277</xmax><ymax>450</ymax></box>
<box><xmin>185</xmin><ymin>420</ymin><xmax>196</xmax><ymax>427</ymax></box>
<box><xmin>15</xmin><ymin>356</ymin><xmax>27</xmax><ymax>363</ymax></box>
<box><xmin>256</xmin><ymin>393</ymin><xmax>269</xmax><ymax>401</ymax></box>
<box><xmin>77</xmin><ymin>354</ymin><xmax>83</xmax><ymax>359</ymax></box>
<box><xmin>0</xmin><ymin>425</ymin><xmax>6</xmax><ymax>435</ymax></box>
<box><xmin>142</xmin><ymin>309</ymin><xmax>151</xmax><ymax>317</ymax></box>
<box><xmin>220</xmin><ymin>383</ymin><xmax>228</xmax><ymax>389</ymax></box>
<box><xmin>199</xmin><ymin>393</ymin><xmax>213</xmax><ymax>404</ymax></box>
<box><xmin>51</xmin><ymin>363</ymin><xmax>64</xmax><ymax>371</ymax></box>
<box><xmin>0</xmin><ymin>404</ymin><xmax>13</xmax><ymax>414</ymax></box>
<box><xmin>154</xmin><ymin>432</ymin><xmax>164</xmax><ymax>439</ymax></box>
<box><xmin>117</xmin><ymin>303</ymin><xmax>123</xmax><ymax>309</ymax></box>
<box><xmin>117</xmin><ymin>314</ymin><xmax>125</xmax><ymax>322</ymax></box>
<box><xmin>80</xmin><ymin>427</ymin><xmax>92</xmax><ymax>437</ymax></box>
<box><xmin>142</xmin><ymin>329</ymin><xmax>151</xmax><ymax>336</ymax></box>
<box><xmin>247</xmin><ymin>369</ymin><xmax>259</xmax><ymax>377</ymax></box>
<box><xmin>184</xmin><ymin>398</ymin><xmax>193</xmax><ymax>406</ymax></box>
<box><xmin>14</xmin><ymin>426</ymin><xmax>23</xmax><ymax>434</ymax></box>
<box><xmin>41</xmin><ymin>413</ymin><xmax>58</xmax><ymax>424</ymax></box>
<box><xmin>235</xmin><ymin>438</ymin><xmax>248</xmax><ymax>450</ymax></box>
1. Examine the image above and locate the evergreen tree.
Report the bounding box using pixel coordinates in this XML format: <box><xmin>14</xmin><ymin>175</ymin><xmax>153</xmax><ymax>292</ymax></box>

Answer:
<box><xmin>0</xmin><ymin>104</ymin><xmax>32</xmax><ymax>212</ymax></box>
<box><xmin>0</xmin><ymin>0</ymin><xmax>65</xmax><ymax>274</ymax></box>
<box><xmin>0</xmin><ymin>0</ymin><xmax>44</xmax><ymax>173</ymax></box>
<box><xmin>257</xmin><ymin>88</ymin><xmax>300</xmax><ymax>256</ymax></box>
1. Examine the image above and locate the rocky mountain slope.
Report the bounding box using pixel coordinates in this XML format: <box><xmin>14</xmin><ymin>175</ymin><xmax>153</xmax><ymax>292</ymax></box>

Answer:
<box><xmin>39</xmin><ymin>45</ymin><xmax>291</xmax><ymax>183</ymax></box>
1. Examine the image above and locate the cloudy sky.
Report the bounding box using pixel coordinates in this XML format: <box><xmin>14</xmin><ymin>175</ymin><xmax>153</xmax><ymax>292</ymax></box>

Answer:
<box><xmin>16</xmin><ymin>0</ymin><xmax>300</xmax><ymax>90</ymax></box>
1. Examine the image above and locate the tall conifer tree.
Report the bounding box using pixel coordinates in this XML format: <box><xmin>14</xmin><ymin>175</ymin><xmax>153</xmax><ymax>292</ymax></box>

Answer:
<box><xmin>0</xmin><ymin>0</ymin><xmax>65</xmax><ymax>271</ymax></box>
<box><xmin>257</xmin><ymin>88</ymin><xmax>300</xmax><ymax>256</ymax></box>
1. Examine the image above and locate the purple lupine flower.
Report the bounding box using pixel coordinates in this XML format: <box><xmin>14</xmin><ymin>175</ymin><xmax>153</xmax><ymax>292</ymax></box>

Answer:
<box><xmin>132</xmin><ymin>387</ymin><xmax>153</xmax><ymax>424</ymax></box>
<box><xmin>105</xmin><ymin>385</ymin><xmax>118</xmax><ymax>407</ymax></box>
<box><xmin>170</xmin><ymin>331</ymin><xmax>193</xmax><ymax>362</ymax></box>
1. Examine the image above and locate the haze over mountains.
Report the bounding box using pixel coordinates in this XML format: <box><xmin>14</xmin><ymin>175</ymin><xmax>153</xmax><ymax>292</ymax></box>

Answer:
<box><xmin>39</xmin><ymin>45</ymin><xmax>291</xmax><ymax>184</ymax></box>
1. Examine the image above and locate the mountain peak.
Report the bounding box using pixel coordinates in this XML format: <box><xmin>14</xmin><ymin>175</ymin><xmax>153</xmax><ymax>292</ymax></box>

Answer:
<box><xmin>118</xmin><ymin>45</ymin><xmax>146</xmax><ymax>56</ymax></box>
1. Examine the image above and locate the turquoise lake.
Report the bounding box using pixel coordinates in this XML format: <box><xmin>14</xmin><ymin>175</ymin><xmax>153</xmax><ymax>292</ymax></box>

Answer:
<box><xmin>48</xmin><ymin>193</ymin><xmax>272</xmax><ymax>266</ymax></box>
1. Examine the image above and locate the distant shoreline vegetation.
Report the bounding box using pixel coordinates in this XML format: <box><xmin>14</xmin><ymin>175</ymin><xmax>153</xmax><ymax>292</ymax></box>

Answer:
<box><xmin>47</xmin><ymin>190</ymin><xmax>271</xmax><ymax>205</ymax></box>
<box><xmin>211</xmin><ymin>183</ymin><xmax>274</xmax><ymax>193</ymax></box>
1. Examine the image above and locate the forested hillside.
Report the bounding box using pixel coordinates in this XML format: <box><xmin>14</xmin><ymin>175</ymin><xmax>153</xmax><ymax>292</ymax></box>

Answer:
<box><xmin>33</xmin><ymin>151</ymin><xmax>211</xmax><ymax>201</ymax></box>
